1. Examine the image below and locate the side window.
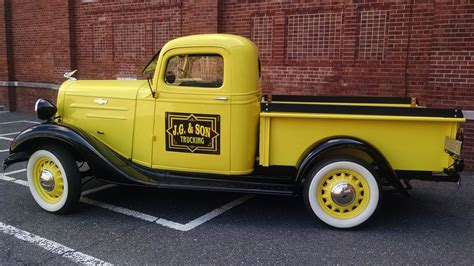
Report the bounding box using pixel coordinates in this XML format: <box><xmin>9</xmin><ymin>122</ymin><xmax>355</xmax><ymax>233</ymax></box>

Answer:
<box><xmin>164</xmin><ymin>54</ymin><xmax>223</xmax><ymax>88</ymax></box>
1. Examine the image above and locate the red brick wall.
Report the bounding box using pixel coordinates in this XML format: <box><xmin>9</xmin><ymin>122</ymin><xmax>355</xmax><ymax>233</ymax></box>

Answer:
<box><xmin>0</xmin><ymin>0</ymin><xmax>70</xmax><ymax>111</ymax></box>
<box><xmin>73</xmin><ymin>0</ymin><xmax>217</xmax><ymax>80</ymax></box>
<box><xmin>0</xmin><ymin>0</ymin><xmax>8</xmax><ymax>81</ymax></box>
<box><xmin>0</xmin><ymin>0</ymin><xmax>10</xmax><ymax>110</ymax></box>
<box><xmin>426</xmin><ymin>0</ymin><xmax>474</xmax><ymax>168</ymax></box>
<box><xmin>182</xmin><ymin>0</ymin><xmax>218</xmax><ymax>35</ymax></box>
<box><xmin>221</xmin><ymin>1</ymin><xmax>415</xmax><ymax>98</ymax></box>
<box><xmin>0</xmin><ymin>87</ymin><xmax>7</xmax><ymax>110</ymax></box>
<box><xmin>0</xmin><ymin>0</ymin><xmax>473</xmax><ymax>168</ymax></box>
<box><xmin>221</xmin><ymin>0</ymin><xmax>474</xmax><ymax>168</ymax></box>
<box><xmin>9</xmin><ymin>0</ymin><xmax>71</xmax><ymax>83</ymax></box>
<box><xmin>13</xmin><ymin>87</ymin><xmax>57</xmax><ymax>112</ymax></box>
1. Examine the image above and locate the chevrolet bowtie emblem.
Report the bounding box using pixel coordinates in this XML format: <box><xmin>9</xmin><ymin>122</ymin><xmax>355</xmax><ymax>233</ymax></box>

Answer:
<box><xmin>94</xmin><ymin>98</ymin><xmax>108</xmax><ymax>105</ymax></box>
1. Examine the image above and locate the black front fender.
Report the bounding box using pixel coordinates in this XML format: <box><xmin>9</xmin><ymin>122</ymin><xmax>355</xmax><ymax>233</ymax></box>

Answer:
<box><xmin>3</xmin><ymin>122</ymin><xmax>154</xmax><ymax>185</ymax></box>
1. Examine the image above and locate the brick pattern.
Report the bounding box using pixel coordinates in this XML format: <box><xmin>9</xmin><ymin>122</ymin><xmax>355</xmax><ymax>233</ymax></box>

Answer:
<box><xmin>13</xmin><ymin>87</ymin><xmax>58</xmax><ymax>113</ymax></box>
<box><xmin>219</xmin><ymin>1</ymin><xmax>409</xmax><ymax>97</ymax></box>
<box><xmin>251</xmin><ymin>15</ymin><xmax>273</xmax><ymax>61</ymax></box>
<box><xmin>0</xmin><ymin>0</ymin><xmax>8</xmax><ymax>81</ymax></box>
<box><xmin>425</xmin><ymin>1</ymin><xmax>474</xmax><ymax>167</ymax></box>
<box><xmin>72</xmin><ymin>0</ymin><xmax>212</xmax><ymax>79</ymax></box>
<box><xmin>153</xmin><ymin>14</ymin><xmax>181</xmax><ymax>50</ymax></box>
<box><xmin>1</xmin><ymin>0</ymin><xmax>474</xmax><ymax>168</ymax></box>
<box><xmin>0</xmin><ymin>87</ymin><xmax>7</xmax><ymax>110</ymax></box>
<box><xmin>113</xmin><ymin>22</ymin><xmax>147</xmax><ymax>61</ymax></box>
<box><xmin>93</xmin><ymin>24</ymin><xmax>108</xmax><ymax>61</ymax></box>
<box><xmin>181</xmin><ymin>0</ymin><xmax>218</xmax><ymax>36</ymax></box>
<box><xmin>286</xmin><ymin>12</ymin><xmax>343</xmax><ymax>61</ymax></box>
<box><xmin>8</xmin><ymin>0</ymin><xmax>71</xmax><ymax>83</ymax></box>
<box><xmin>73</xmin><ymin>1</ymin><xmax>191</xmax><ymax>80</ymax></box>
<box><xmin>357</xmin><ymin>9</ymin><xmax>388</xmax><ymax>61</ymax></box>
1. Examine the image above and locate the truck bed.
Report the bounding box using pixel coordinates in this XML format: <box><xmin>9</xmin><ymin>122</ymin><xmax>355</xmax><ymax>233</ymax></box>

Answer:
<box><xmin>259</xmin><ymin>95</ymin><xmax>464</xmax><ymax>172</ymax></box>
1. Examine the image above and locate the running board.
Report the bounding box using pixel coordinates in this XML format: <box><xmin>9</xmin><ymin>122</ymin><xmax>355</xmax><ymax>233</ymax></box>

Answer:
<box><xmin>159</xmin><ymin>182</ymin><xmax>295</xmax><ymax>196</ymax></box>
<box><xmin>158</xmin><ymin>171</ymin><xmax>296</xmax><ymax>196</ymax></box>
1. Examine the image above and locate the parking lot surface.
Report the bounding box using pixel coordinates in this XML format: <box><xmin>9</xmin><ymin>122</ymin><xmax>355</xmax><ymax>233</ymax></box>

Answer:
<box><xmin>0</xmin><ymin>112</ymin><xmax>473</xmax><ymax>264</ymax></box>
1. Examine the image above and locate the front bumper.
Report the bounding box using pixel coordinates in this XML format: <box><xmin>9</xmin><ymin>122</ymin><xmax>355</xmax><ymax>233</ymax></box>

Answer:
<box><xmin>2</xmin><ymin>152</ymin><xmax>29</xmax><ymax>172</ymax></box>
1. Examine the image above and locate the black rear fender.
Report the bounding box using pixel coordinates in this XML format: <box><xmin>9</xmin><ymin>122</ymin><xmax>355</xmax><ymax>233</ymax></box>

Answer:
<box><xmin>296</xmin><ymin>137</ymin><xmax>408</xmax><ymax>195</ymax></box>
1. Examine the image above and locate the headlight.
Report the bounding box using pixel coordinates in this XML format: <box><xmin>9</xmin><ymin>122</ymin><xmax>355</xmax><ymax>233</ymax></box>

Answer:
<box><xmin>35</xmin><ymin>99</ymin><xmax>57</xmax><ymax>121</ymax></box>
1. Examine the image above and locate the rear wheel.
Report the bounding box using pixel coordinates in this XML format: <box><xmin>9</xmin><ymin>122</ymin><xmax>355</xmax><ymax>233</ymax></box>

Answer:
<box><xmin>27</xmin><ymin>146</ymin><xmax>81</xmax><ymax>213</ymax></box>
<box><xmin>303</xmin><ymin>157</ymin><xmax>380</xmax><ymax>228</ymax></box>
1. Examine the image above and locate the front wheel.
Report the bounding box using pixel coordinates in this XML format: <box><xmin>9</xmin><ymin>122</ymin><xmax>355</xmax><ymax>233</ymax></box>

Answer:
<box><xmin>27</xmin><ymin>146</ymin><xmax>81</xmax><ymax>213</ymax></box>
<box><xmin>303</xmin><ymin>157</ymin><xmax>381</xmax><ymax>228</ymax></box>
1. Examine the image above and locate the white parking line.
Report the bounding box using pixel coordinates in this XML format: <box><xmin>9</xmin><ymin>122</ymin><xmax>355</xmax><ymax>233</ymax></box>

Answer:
<box><xmin>81</xmin><ymin>195</ymin><xmax>253</xmax><ymax>231</ymax></box>
<box><xmin>0</xmin><ymin>132</ymin><xmax>19</xmax><ymax>141</ymax></box>
<box><xmin>0</xmin><ymin>132</ymin><xmax>20</xmax><ymax>136</ymax></box>
<box><xmin>0</xmin><ymin>175</ymin><xmax>15</xmax><ymax>182</ymax></box>
<box><xmin>4</xmin><ymin>169</ymin><xmax>27</xmax><ymax>176</ymax></box>
<box><xmin>13</xmin><ymin>179</ymin><xmax>28</xmax><ymax>186</ymax></box>
<box><xmin>1</xmin><ymin>171</ymin><xmax>254</xmax><ymax>232</ymax></box>
<box><xmin>0</xmin><ymin>120</ymin><xmax>39</xmax><ymax>125</ymax></box>
<box><xmin>80</xmin><ymin>197</ymin><xmax>159</xmax><ymax>222</ymax></box>
<box><xmin>0</xmin><ymin>149</ymin><xmax>8</xmax><ymax>153</ymax></box>
<box><xmin>0</xmin><ymin>221</ymin><xmax>109</xmax><ymax>264</ymax></box>
<box><xmin>179</xmin><ymin>194</ymin><xmax>254</xmax><ymax>231</ymax></box>
<box><xmin>0</xmin><ymin>174</ymin><xmax>28</xmax><ymax>186</ymax></box>
<box><xmin>81</xmin><ymin>184</ymin><xmax>117</xmax><ymax>196</ymax></box>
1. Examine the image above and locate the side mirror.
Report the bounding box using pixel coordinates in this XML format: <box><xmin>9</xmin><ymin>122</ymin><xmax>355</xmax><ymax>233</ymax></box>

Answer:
<box><xmin>165</xmin><ymin>71</ymin><xmax>176</xmax><ymax>84</ymax></box>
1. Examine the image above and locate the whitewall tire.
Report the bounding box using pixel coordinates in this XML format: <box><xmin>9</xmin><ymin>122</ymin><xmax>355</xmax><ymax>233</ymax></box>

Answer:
<box><xmin>27</xmin><ymin>146</ymin><xmax>81</xmax><ymax>213</ymax></box>
<box><xmin>304</xmin><ymin>157</ymin><xmax>381</xmax><ymax>228</ymax></box>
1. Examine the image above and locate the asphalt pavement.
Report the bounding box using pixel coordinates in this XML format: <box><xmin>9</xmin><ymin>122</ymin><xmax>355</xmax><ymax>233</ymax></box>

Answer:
<box><xmin>0</xmin><ymin>112</ymin><xmax>473</xmax><ymax>264</ymax></box>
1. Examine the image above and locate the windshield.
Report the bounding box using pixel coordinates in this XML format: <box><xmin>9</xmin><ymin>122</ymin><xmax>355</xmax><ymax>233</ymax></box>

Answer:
<box><xmin>142</xmin><ymin>49</ymin><xmax>161</xmax><ymax>79</ymax></box>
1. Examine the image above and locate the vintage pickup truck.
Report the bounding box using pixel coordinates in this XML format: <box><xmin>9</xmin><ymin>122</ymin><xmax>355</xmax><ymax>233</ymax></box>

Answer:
<box><xmin>3</xmin><ymin>34</ymin><xmax>465</xmax><ymax>228</ymax></box>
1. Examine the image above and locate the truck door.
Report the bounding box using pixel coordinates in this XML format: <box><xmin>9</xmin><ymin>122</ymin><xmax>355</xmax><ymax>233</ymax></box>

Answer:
<box><xmin>152</xmin><ymin>48</ymin><xmax>231</xmax><ymax>174</ymax></box>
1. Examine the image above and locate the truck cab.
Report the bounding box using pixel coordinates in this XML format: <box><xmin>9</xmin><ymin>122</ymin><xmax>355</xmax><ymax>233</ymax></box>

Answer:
<box><xmin>60</xmin><ymin>34</ymin><xmax>260</xmax><ymax>175</ymax></box>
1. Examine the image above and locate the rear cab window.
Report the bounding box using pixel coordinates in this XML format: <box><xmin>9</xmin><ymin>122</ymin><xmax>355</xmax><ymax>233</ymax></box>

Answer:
<box><xmin>164</xmin><ymin>54</ymin><xmax>223</xmax><ymax>88</ymax></box>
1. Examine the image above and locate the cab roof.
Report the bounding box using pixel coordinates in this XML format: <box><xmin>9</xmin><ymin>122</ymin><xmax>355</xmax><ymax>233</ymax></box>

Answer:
<box><xmin>162</xmin><ymin>34</ymin><xmax>257</xmax><ymax>53</ymax></box>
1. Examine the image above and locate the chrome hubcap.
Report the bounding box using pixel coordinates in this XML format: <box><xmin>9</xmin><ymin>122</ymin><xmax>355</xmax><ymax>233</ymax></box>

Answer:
<box><xmin>39</xmin><ymin>170</ymin><xmax>55</xmax><ymax>191</ymax></box>
<box><xmin>331</xmin><ymin>182</ymin><xmax>355</xmax><ymax>206</ymax></box>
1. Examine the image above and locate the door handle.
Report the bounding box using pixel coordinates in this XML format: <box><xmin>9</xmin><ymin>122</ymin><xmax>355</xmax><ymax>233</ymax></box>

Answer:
<box><xmin>214</xmin><ymin>97</ymin><xmax>228</xmax><ymax>101</ymax></box>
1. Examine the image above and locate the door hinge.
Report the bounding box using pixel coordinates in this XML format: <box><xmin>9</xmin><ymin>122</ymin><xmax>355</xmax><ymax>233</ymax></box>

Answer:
<box><xmin>152</xmin><ymin>135</ymin><xmax>156</xmax><ymax>141</ymax></box>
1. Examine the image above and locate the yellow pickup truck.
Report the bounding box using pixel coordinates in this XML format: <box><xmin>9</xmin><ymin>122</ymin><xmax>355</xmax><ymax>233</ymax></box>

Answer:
<box><xmin>3</xmin><ymin>34</ymin><xmax>465</xmax><ymax>228</ymax></box>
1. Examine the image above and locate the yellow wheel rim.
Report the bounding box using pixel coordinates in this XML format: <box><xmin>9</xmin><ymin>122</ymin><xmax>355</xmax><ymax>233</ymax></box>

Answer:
<box><xmin>317</xmin><ymin>169</ymin><xmax>370</xmax><ymax>220</ymax></box>
<box><xmin>32</xmin><ymin>157</ymin><xmax>64</xmax><ymax>204</ymax></box>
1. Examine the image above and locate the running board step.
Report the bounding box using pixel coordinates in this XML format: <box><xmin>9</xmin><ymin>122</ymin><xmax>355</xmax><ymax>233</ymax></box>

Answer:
<box><xmin>157</xmin><ymin>172</ymin><xmax>296</xmax><ymax>196</ymax></box>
